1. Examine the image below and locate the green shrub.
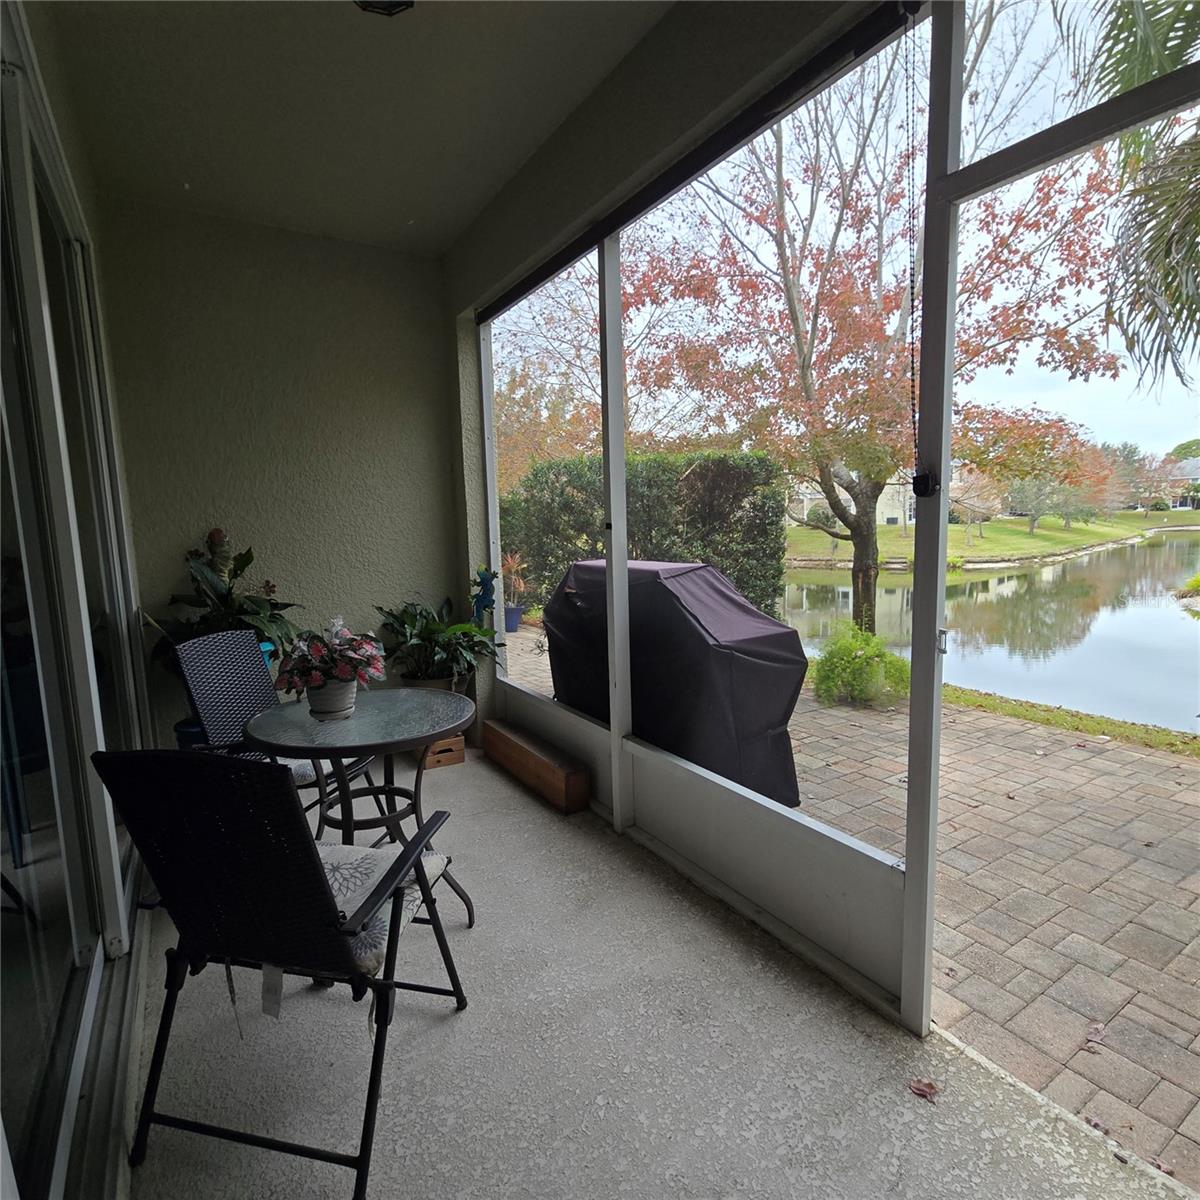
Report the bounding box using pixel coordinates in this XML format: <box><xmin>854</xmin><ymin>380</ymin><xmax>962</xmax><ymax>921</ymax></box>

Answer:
<box><xmin>1149</xmin><ymin>499</ymin><xmax>1170</xmax><ymax>511</ymax></box>
<box><xmin>1178</xmin><ymin>572</ymin><xmax>1200</xmax><ymax>598</ymax></box>
<box><xmin>499</xmin><ymin>450</ymin><xmax>787</xmax><ymax>613</ymax></box>
<box><xmin>811</xmin><ymin>623</ymin><xmax>910</xmax><ymax>707</ymax></box>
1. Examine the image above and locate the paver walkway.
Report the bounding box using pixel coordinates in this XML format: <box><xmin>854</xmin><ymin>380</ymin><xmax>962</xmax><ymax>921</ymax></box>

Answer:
<box><xmin>504</xmin><ymin>626</ymin><xmax>1200</xmax><ymax>1188</ymax></box>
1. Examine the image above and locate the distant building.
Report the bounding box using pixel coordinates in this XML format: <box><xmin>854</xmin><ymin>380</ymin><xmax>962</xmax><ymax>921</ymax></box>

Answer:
<box><xmin>788</xmin><ymin>472</ymin><xmax>915</xmax><ymax>527</ymax></box>
<box><xmin>1169</xmin><ymin>456</ymin><xmax>1200</xmax><ymax>509</ymax></box>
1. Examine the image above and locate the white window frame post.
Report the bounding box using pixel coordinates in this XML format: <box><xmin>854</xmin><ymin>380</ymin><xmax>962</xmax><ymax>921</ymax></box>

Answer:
<box><xmin>900</xmin><ymin>0</ymin><xmax>964</xmax><ymax>1037</ymax></box>
<box><xmin>599</xmin><ymin>232</ymin><xmax>634</xmax><ymax>832</ymax></box>
<box><xmin>476</xmin><ymin>323</ymin><xmax>508</xmax><ymax>677</ymax></box>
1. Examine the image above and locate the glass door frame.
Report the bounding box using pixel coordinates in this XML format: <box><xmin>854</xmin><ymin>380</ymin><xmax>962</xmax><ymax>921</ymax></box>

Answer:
<box><xmin>2</xmin><ymin>8</ymin><xmax>147</xmax><ymax>1188</ymax></box>
<box><xmin>3</xmin><ymin>20</ymin><xmax>148</xmax><ymax>958</ymax></box>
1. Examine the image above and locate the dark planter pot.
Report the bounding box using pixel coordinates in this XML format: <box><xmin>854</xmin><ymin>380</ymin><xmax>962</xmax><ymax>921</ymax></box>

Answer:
<box><xmin>396</xmin><ymin>673</ymin><xmax>471</xmax><ymax>694</ymax></box>
<box><xmin>173</xmin><ymin>717</ymin><xmax>206</xmax><ymax>749</ymax></box>
<box><xmin>504</xmin><ymin>604</ymin><xmax>525</xmax><ymax>633</ymax></box>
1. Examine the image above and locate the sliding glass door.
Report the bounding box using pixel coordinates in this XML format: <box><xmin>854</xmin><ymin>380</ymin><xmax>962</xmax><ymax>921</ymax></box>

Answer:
<box><xmin>1</xmin><ymin>46</ymin><xmax>141</xmax><ymax>1196</ymax></box>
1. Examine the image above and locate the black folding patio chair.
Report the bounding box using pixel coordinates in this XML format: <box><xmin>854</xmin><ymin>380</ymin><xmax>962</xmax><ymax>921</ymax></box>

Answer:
<box><xmin>175</xmin><ymin>629</ymin><xmax>377</xmax><ymax>823</ymax></box>
<box><xmin>93</xmin><ymin>749</ymin><xmax>467</xmax><ymax>1200</ymax></box>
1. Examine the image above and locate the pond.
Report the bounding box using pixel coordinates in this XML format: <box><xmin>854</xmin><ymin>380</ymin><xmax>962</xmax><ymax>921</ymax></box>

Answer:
<box><xmin>783</xmin><ymin>532</ymin><xmax>1200</xmax><ymax>734</ymax></box>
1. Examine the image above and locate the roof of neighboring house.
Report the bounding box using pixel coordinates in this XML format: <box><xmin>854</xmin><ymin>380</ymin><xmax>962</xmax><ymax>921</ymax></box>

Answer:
<box><xmin>1170</xmin><ymin>456</ymin><xmax>1200</xmax><ymax>479</ymax></box>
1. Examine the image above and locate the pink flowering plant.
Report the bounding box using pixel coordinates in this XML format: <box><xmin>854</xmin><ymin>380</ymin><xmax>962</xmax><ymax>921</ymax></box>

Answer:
<box><xmin>274</xmin><ymin>617</ymin><xmax>386</xmax><ymax>696</ymax></box>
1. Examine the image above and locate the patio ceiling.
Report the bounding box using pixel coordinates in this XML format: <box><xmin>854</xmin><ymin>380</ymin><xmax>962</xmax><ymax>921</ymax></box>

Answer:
<box><xmin>34</xmin><ymin>0</ymin><xmax>672</xmax><ymax>251</ymax></box>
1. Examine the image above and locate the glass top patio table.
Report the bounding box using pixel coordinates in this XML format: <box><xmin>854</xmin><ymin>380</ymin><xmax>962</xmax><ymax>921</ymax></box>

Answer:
<box><xmin>245</xmin><ymin>687</ymin><xmax>477</xmax><ymax>919</ymax></box>
<box><xmin>243</xmin><ymin>688</ymin><xmax>475</xmax><ymax>759</ymax></box>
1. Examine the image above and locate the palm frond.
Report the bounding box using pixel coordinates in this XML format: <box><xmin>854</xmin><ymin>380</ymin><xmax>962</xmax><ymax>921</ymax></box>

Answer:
<box><xmin>1053</xmin><ymin>1</ymin><xmax>1200</xmax><ymax>385</ymax></box>
<box><xmin>1109</xmin><ymin>123</ymin><xmax>1200</xmax><ymax>385</ymax></box>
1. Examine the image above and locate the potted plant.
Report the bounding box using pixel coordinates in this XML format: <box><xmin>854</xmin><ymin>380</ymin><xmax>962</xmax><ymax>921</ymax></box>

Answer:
<box><xmin>147</xmin><ymin>529</ymin><xmax>302</xmax><ymax>746</ymax></box>
<box><xmin>375</xmin><ymin>599</ymin><xmax>499</xmax><ymax>692</ymax></box>
<box><xmin>148</xmin><ymin>528</ymin><xmax>301</xmax><ymax>668</ymax></box>
<box><xmin>502</xmin><ymin>552</ymin><xmax>528</xmax><ymax>633</ymax></box>
<box><xmin>274</xmin><ymin>618</ymin><xmax>386</xmax><ymax>720</ymax></box>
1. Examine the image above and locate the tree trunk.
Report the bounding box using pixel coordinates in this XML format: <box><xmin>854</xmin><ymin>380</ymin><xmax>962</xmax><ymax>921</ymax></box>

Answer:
<box><xmin>1028</xmin><ymin>514</ymin><xmax>1038</xmax><ymax>534</ymax></box>
<box><xmin>1063</xmin><ymin>515</ymin><xmax>1072</xmax><ymax>530</ymax></box>
<box><xmin>850</xmin><ymin>524</ymin><xmax>879</xmax><ymax>634</ymax></box>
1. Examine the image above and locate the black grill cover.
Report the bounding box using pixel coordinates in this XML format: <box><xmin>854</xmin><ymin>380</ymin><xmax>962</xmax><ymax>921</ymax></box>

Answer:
<box><xmin>543</xmin><ymin>561</ymin><xmax>807</xmax><ymax>807</ymax></box>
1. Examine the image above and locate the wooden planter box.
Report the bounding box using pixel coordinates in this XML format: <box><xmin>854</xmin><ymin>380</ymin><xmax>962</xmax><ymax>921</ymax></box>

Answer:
<box><xmin>413</xmin><ymin>734</ymin><xmax>465</xmax><ymax>770</ymax></box>
<box><xmin>482</xmin><ymin>719</ymin><xmax>590</xmax><ymax>813</ymax></box>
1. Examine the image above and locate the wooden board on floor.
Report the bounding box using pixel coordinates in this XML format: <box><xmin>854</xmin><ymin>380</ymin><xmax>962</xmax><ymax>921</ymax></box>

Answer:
<box><xmin>482</xmin><ymin>719</ymin><xmax>590</xmax><ymax>813</ymax></box>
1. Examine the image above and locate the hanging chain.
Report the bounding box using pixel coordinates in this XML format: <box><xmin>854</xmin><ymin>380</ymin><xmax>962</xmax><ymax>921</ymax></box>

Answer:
<box><xmin>905</xmin><ymin>8</ymin><xmax>920</xmax><ymax>473</ymax></box>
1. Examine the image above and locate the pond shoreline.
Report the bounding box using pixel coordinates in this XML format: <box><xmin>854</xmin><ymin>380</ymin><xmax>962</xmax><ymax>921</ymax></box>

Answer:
<box><xmin>785</xmin><ymin>522</ymin><xmax>1200</xmax><ymax>573</ymax></box>
<box><xmin>941</xmin><ymin>684</ymin><xmax>1200</xmax><ymax>758</ymax></box>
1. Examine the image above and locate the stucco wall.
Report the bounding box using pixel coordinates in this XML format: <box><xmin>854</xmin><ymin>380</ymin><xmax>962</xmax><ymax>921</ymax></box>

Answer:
<box><xmin>96</xmin><ymin>200</ymin><xmax>458</xmax><ymax>737</ymax></box>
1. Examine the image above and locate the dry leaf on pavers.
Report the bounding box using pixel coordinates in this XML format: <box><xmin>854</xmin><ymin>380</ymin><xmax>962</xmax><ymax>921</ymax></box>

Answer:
<box><xmin>1114</xmin><ymin>1152</ymin><xmax>1129</xmax><ymax>1164</ymax></box>
<box><xmin>1084</xmin><ymin>1022</ymin><xmax>1106</xmax><ymax>1046</ymax></box>
<box><xmin>1085</xmin><ymin>1116</ymin><xmax>1110</xmax><ymax>1135</ymax></box>
<box><xmin>1150</xmin><ymin>1160</ymin><xmax>1175</xmax><ymax>1177</ymax></box>
<box><xmin>908</xmin><ymin>1079</ymin><xmax>939</xmax><ymax>1103</ymax></box>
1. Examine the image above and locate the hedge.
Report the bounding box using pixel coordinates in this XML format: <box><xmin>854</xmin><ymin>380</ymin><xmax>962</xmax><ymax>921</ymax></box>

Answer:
<box><xmin>498</xmin><ymin>450</ymin><xmax>787</xmax><ymax>614</ymax></box>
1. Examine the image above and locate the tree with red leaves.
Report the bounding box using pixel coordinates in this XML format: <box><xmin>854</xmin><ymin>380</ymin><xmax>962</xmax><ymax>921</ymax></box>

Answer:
<box><xmin>493</xmin><ymin>5</ymin><xmax>1124</xmax><ymax>631</ymax></box>
<box><xmin>618</xmin><ymin>6</ymin><xmax>1122</xmax><ymax>630</ymax></box>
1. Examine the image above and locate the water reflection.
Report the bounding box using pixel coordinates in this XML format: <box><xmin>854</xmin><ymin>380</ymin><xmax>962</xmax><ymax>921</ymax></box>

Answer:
<box><xmin>784</xmin><ymin>534</ymin><xmax>1200</xmax><ymax>732</ymax></box>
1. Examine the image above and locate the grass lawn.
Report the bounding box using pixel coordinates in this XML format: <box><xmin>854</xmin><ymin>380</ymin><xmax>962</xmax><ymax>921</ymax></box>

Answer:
<box><xmin>787</xmin><ymin>508</ymin><xmax>1199</xmax><ymax>565</ymax></box>
<box><xmin>942</xmin><ymin>684</ymin><xmax>1200</xmax><ymax>758</ymax></box>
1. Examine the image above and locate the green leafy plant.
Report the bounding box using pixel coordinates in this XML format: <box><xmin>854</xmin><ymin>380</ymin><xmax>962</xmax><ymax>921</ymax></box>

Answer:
<box><xmin>148</xmin><ymin>528</ymin><xmax>301</xmax><ymax>668</ymax></box>
<box><xmin>499</xmin><ymin>450</ymin><xmax>787</xmax><ymax>613</ymax></box>
<box><xmin>811</xmin><ymin>623</ymin><xmax>910</xmax><ymax>707</ymax></box>
<box><xmin>375</xmin><ymin>599</ymin><xmax>499</xmax><ymax>684</ymax></box>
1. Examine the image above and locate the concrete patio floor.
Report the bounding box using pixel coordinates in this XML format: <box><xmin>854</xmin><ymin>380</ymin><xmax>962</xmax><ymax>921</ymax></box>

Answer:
<box><xmin>130</xmin><ymin>753</ymin><xmax>1189</xmax><ymax>1199</ymax></box>
<box><xmin>505</xmin><ymin>627</ymin><xmax>1200</xmax><ymax>1188</ymax></box>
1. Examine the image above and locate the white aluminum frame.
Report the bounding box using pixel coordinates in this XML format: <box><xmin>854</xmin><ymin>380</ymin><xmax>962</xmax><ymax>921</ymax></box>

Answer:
<box><xmin>598</xmin><ymin>232</ymin><xmax>634</xmax><ymax>832</ymax></box>
<box><xmin>901</xmin><ymin>0</ymin><xmax>964</xmax><ymax>1037</ymax></box>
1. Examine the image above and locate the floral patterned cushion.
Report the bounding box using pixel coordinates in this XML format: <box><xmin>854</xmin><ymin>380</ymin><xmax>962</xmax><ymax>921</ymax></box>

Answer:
<box><xmin>315</xmin><ymin>842</ymin><xmax>448</xmax><ymax>976</ymax></box>
<box><xmin>285</xmin><ymin>758</ymin><xmax>318</xmax><ymax>785</ymax></box>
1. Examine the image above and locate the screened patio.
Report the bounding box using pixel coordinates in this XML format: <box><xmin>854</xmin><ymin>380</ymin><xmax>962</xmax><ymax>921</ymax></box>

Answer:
<box><xmin>3</xmin><ymin>1</ymin><xmax>1198</xmax><ymax>1196</ymax></box>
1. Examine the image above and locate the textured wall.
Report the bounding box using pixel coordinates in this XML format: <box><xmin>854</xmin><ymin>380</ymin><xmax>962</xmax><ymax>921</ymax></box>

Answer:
<box><xmin>97</xmin><ymin>200</ymin><xmax>458</xmax><ymax>736</ymax></box>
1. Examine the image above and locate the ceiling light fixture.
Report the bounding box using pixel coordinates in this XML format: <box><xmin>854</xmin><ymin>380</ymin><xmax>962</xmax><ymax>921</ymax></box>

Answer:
<box><xmin>354</xmin><ymin>1</ymin><xmax>414</xmax><ymax>15</ymax></box>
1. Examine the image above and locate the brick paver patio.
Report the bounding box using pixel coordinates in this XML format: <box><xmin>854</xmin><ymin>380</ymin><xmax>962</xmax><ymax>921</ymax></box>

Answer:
<box><xmin>504</xmin><ymin>626</ymin><xmax>1200</xmax><ymax>1187</ymax></box>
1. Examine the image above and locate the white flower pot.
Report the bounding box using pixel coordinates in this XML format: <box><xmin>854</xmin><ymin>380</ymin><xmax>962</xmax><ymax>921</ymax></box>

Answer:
<box><xmin>307</xmin><ymin>678</ymin><xmax>358</xmax><ymax>721</ymax></box>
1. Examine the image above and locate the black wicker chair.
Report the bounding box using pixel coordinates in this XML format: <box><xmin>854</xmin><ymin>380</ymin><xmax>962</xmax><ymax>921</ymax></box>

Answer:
<box><xmin>93</xmin><ymin>749</ymin><xmax>467</xmax><ymax>1200</ymax></box>
<box><xmin>175</xmin><ymin>629</ymin><xmax>376</xmax><ymax>826</ymax></box>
